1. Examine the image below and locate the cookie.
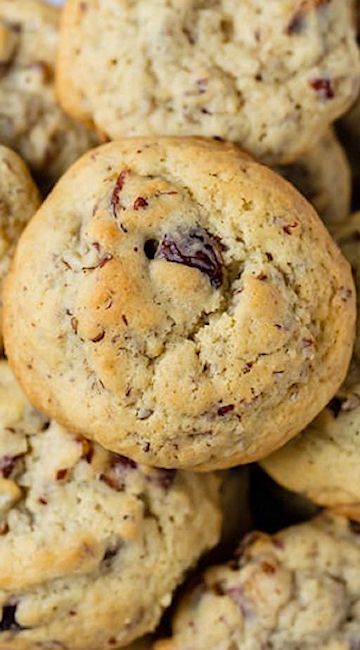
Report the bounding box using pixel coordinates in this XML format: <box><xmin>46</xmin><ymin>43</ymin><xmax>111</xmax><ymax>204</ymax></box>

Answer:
<box><xmin>57</xmin><ymin>0</ymin><xmax>360</xmax><ymax>164</ymax></box>
<box><xmin>0</xmin><ymin>359</ymin><xmax>221</xmax><ymax>650</ymax></box>
<box><xmin>277</xmin><ymin>129</ymin><xmax>351</xmax><ymax>228</ymax></box>
<box><xmin>156</xmin><ymin>513</ymin><xmax>360</xmax><ymax>650</ymax></box>
<box><xmin>0</xmin><ymin>145</ymin><xmax>40</xmax><ymax>347</ymax></box>
<box><xmin>261</xmin><ymin>212</ymin><xmax>360</xmax><ymax>519</ymax></box>
<box><xmin>0</xmin><ymin>0</ymin><xmax>97</xmax><ymax>189</ymax></box>
<box><xmin>3</xmin><ymin>136</ymin><xmax>355</xmax><ymax>470</ymax></box>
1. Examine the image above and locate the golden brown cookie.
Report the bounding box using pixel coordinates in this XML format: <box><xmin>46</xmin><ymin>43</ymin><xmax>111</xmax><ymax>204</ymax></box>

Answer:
<box><xmin>261</xmin><ymin>212</ymin><xmax>360</xmax><ymax>520</ymax></box>
<box><xmin>3</xmin><ymin>137</ymin><xmax>355</xmax><ymax>470</ymax></box>
<box><xmin>57</xmin><ymin>0</ymin><xmax>360</xmax><ymax>164</ymax></box>
<box><xmin>155</xmin><ymin>513</ymin><xmax>360</xmax><ymax>650</ymax></box>
<box><xmin>0</xmin><ymin>359</ymin><xmax>221</xmax><ymax>650</ymax></box>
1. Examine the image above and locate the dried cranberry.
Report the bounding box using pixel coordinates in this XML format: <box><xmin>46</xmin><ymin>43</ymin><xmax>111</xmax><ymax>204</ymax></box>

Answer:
<box><xmin>310</xmin><ymin>78</ymin><xmax>334</xmax><ymax>100</ymax></box>
<box><xmin>100</xmin><ymin>454</ymin><xmax>137</xmax><ymax>491</ymax></box>
<box><xmin>111</xmin><ymin>170</ymin><xmax>130</xmax><ymax>217</ymax></box>
<box><xmin>0</xmin><ymin>456</ymin><xmax>18</xmax><ymax>479</ymax></box>
<box><xmin>91</xmin><ymin>331</ymin><xmax>105</xmax><ymax>343</ymax></box>
<box><xmin>111</xmin><ymin>454</ymin><xmax>137</xmax><ymax>470</ymax></box>
<box><xmin>286</xmin><ymin>11</ymin><xmax>304</xmax><ymax>34</ymax></box>
<box><xmin>56</xmin><ymin>469</ymin><xmax>68</xmax><ymax>481</ymax></box>
<box><xmin>155</xmin><ymin>468</ymin><xmax>177</xmax><ymax>490</ymax></box>
<box><xmin>0</xmin><ymin>604</ymin><xmax>26</xmax><ymax>632</ymax></box>
<box><xmin>217</xmin><ymin>404</ymin><xmax>234</xmax><ymax>416</ymax></box>
<box><xmin>99</xmin><ymin>254</ymin><xmax>113</xmax><ymax>268</ymax></box>
<box><xmin>154</xmin><ymin>227</ymin><xmax>223</xmax><ymax>288</ymax></box>
<box><xmin>76</xmin><ymin>437</ymin><xmax>94</xmax><ymax>463</ymax></box>
<box><xmin>133</xmin><ymin>197</ymin><xmax>148</xmax><ymax>210</ymax></box>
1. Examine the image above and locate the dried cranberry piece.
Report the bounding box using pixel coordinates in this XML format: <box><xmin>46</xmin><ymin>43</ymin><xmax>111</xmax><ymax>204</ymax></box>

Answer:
<box><xmin>0</xmin><ymin>456</ymin><xmax>18</xmax><ymax>479</ymax></box>
<box><xmin>111</xmin><ymin>454</ymin><xmax>137</xmax><ymax>470</ymax></box>
<box><xmin>310</xmin><ymin>78</ymin><xmax>334</xmax><ymax>100</ymax></box>
<box><xmin>286</xmin><ymin>12</ymin><xmax>304</xmax><ymax>34</ymax></box>
<box><xmin>217</xmin><ymin>404</ymin><xmax>234</xmax><ymax>416</ymax></box>
<box><xmin>154</xmin><ymin>227</ymin><xmax>223</xmax><ymax>288</ymax></box>
<box><xmin>155</xmin><ymin>469</ymin><xmax>177</xmax><ymax>490</ymax></box>
<box><xmin>111</xmin><ymin>169</ymin><xmax>130</xmax><ymax>217</ymax></box>
<box><xmin>76</xmin><ymin>437</ymin><xmax>94</xmax><ymax>463</ymax></box>
<box><xmin>0</xmin><ymin>604</ymin><xmax>26</xmax><ymax>632</ymax></box>
<box><xmin>100</xmin><ymin>454</ymin><xmax>137</xmax><ymax>491</ymax></box>
<box><xmin>133</xmin><ymin>197</ymin><xmax>148</xmax><ymax>211</ymax></box>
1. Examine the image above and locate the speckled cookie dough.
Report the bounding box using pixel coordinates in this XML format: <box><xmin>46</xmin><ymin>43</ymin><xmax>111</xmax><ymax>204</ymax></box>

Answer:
<box><xmin>0</xmin><ymin>145</ymin><xmax>40</xmax><ymax>347</ymax></box>
<box><xmin>0</xmin><ymin>0</ymin><xmax>97</xmax><ymax>189</ymax></box>
<box><xmin>0</xmin><ymin>359</ymin><xmax>221</xmax><ymax>650</ymax></box>
<box><xmin>155</xmin><ymin>513</ymin><xmax>360</xmax><ymax>650</ymax></box>
<box><xmin>261</xmin><ymin>212</ymin><xmax>360</xmax><ymax>519</ymax></box>
<box><xmin>3</xmin><ymin>137</ymin><xmax>355</xmax><ymax>470</ymax></box>
<box><xmin>57</xmin><ymin>0</ymin><xmax>360</xmax><ymax>164</ymax></box>
<box><xmin>277</xmin><ymin>129</ymin><xmax>351</xmax><ymax>228</ymax></box>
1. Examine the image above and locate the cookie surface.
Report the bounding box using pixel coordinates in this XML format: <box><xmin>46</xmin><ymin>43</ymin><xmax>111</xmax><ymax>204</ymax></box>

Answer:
<box><xmin>261</xmin><ymin>211</ymin><xmax>360</xmax><ymax>519</ymax></box>
<box><xmin>0</xmin><ymin>0</ymin><xmax>96</xmax><ymax>188</ymax></box>
<box><xmin>4</xmin><ymin>137</ymin><xmax>355</xmax><ymax>470</ymax></box>
<box><xmin>57</xmin><ymin>0</ymin><xmax>360</xmax><ymax>164</ymax></box>
<box><xmin>157</xmin><ymin>513</ymin><xmax>360</xmax><ymax>650</ymax></box>
<box><xmin>277</xmin><ymin>129</ymin><xmax>351</xmax><ymax>227</ymax></box>
<box><xmin>0</xmin><ymin>360</ymin><xmax>221</xmax><ymax>650</ymax></box>
<box><xmin>0</xmin><ymin>145</ymin><xmax>40</xmax><ymax>346</ymax></box>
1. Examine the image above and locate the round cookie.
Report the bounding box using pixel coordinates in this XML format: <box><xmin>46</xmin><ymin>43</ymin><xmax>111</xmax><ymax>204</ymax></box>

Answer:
<box><xmin>0</xmin><ymin>359</ymin><xmax>221</xmax><ymax>650</ymax></box>
<box><xmin>0</xmin><ymin>145</ymin><xmax>40</xmax><ymax>347</ymax></box>
<box><xmin>155</xmin><ymin>513</ymin><xmax>360</xmax><ymax>650</ymax></box>
<box><xmin>0</xmin><ymin>0</ymin><xmax>97</xmax><ymax>189</ymax></box>
<box><xmin>3</xmin><ymin>137</ymin><xmax>355</xmax><ymax>470</ymax></box>
<box><xmin>261</xmin><ymin>212</ymin><xmax>360</xmax><ymax>518</ymax></box>
<box><xmin>57</xmin><ymin>0</ymin><xmax>360</xmax><ymax>164</ymax></box>
<box><xmin>277</xmin><ymin>129</ymin><xmax>351</xmax><ymax>228</ymax></box>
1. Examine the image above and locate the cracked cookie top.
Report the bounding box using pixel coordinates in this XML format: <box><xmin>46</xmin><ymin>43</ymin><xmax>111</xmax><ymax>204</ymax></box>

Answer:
<box><xmin>0</xmin><ymin>0</ymin><xmax>97</xmax><ymax>189</ymax></box>
<box><xmin>0</xmin><ymin>360</ymin><xmax>221</xmax><ymax>650</ymax></box>
<box><xmin>156</xmin><ymin>513</ymin><xmax>360</xmax><ymax>650</ymax></box>
<box><xmin>57</xmin><ymin>0</ymin><xmax>360</xmax><ymax>164</ymax></box>
<box><xmin>3</xmin><ymin>137</ymin><xmax>355</xmax><ymax>469</ymax></box>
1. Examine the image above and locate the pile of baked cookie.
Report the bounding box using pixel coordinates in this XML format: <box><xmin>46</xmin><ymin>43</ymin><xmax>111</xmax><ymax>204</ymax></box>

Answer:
<box><xmin>2</xmin><ymin>1</ymin><xmax>360</xmax><ymax>648</ymax></box>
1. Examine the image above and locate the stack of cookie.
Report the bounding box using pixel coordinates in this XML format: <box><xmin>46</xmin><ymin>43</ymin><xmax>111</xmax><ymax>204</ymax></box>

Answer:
<box><xmin>1</xmin><ymin>0</ymin><xmax>360</xmax><ymax>648</ymax></box>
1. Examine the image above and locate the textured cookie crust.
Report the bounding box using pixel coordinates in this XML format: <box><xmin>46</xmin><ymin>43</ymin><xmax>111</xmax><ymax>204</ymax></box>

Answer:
<box><xmin>277</xmin><ymin>129</ymin><xmax>351</xmax><ymax>228</ymax></box>
<box><xmin>262</xmin><ymin>212</ymin><xmax>360</xmax><ymax>519</ymax></box>
<box><xmin>0</xmin><ymin>145</ymin><xmax>40</xmax><ymax>346</ymax></box>
<box><xmin>0</xmin><ymin>360</ymin><xmax>221</xmax><ymax>650</ymax></box>
<box><xmin>3</xmin><ymin>137</ymin><xmax>355</xmax><ymax>470</ymax></box>
<box><xmin>158</xmin><ymin>513</ymin><xmax>360</xmax><ymax>650</ymax></box>
<box><xmin>0</xmin><ymin>0</ymin><xmax>96</xmax><ymax>188</ymax></box>
<box><xmin>57</xmin><ymin>0</ymin><xmax>360</xmax><ymax>164</ymax></box>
